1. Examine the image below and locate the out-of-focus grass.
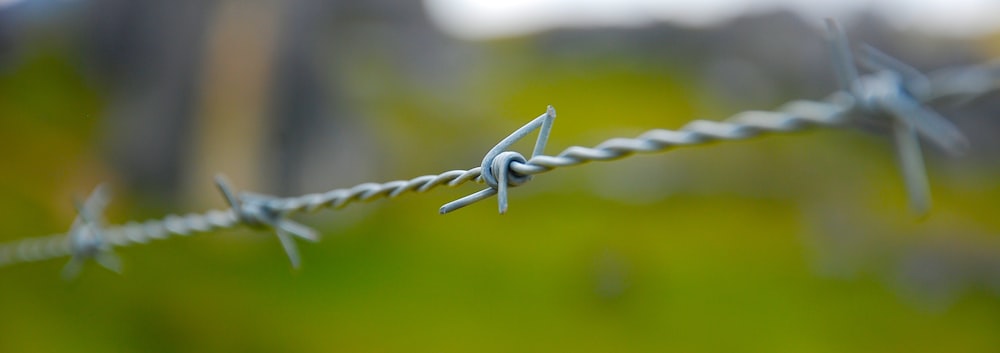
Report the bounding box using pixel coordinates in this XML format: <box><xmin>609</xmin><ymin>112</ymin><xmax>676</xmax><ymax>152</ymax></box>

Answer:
<box><xmin>3</xmin><ymin>193</ymin><xmax>1000</xmax><ymax>352</ymax></box>
<box><xmin>1</xmin><ymin>39</ymin><xmax>1000</xmax><ymax>353</ymax></box>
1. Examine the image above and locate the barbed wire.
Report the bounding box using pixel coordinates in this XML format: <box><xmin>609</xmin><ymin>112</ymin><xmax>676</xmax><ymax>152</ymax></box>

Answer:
<box><xmin>1</xmin><ymin>21</ymin><xmax>998</xmax><ymax>277</ymax></box>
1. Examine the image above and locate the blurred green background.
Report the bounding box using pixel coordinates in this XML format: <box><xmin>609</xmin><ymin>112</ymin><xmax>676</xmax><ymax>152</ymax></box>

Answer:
<box><xmin>1</xmin><ymin>1</ymin><xmax>1000</xmax><ymax>352</ymax></box>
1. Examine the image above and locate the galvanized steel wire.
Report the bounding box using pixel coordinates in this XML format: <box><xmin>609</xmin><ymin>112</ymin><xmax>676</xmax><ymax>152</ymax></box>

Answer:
<box><xmin>1</xmin><ymin>22</ymin><xmax>998</xmax><ymax>276</ymax></box>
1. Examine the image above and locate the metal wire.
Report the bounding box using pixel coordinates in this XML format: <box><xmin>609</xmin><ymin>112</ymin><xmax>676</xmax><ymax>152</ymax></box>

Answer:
<box><xmin>0</xmin><ymin>23</ymin><xmax>998</xmax><ymax>275</ymax></box>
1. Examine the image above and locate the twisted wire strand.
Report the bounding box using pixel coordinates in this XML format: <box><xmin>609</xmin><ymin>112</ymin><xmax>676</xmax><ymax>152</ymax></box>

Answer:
<box><xmin>0</xmin><ymin>60</ymin><xmax>996</xmax><ymax>270</ymax></box>
<box><xmin>268</xmin><ymin>168</ymin><xmax>485</xmax><ymax>214</ymax></box>
<box><xmin>511</xmin><ymin>95</ymin><xmax>854</xmax><ymax>176</ymax></box>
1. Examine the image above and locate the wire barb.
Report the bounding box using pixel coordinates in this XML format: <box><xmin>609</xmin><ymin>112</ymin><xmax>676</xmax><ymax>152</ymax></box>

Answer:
<box><xmin>214</xmin><ymin>174</ymin><xmax>318</xmax><ymax>269</ymax></box>
<box><xmin>824</xmin><ymin>19</ymin><xmax>970</xmax><ymax>215</ymax></box>
<box><xmin>62</xmin><ymin>184</ymin><xmax>121</xmax><ymax>279</ymax></box>
<box><xmin>440</xmin><ymin>105</ymin><xmax>556</xmax><ymax>214</ymax></box>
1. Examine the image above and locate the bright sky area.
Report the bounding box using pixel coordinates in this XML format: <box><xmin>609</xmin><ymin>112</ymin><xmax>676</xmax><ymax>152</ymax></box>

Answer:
<box><xmin>0</xmin><ymin>0</ymin><xmax>996</xmax><ymax>39</ymax></box>
<box><xmin>424</xmin><ymin>0</ymin><xmax>1000</xmax><ymax>39</ymax></box>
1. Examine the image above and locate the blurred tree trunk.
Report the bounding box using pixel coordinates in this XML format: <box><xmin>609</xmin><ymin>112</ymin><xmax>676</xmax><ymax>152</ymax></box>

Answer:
<box><xmin>184</xmin><ymin>0</ymin><xmax>281</xmax><ymax>206</ymax></box>
<box><xmin>87</xmin><ymin>0</ymin><xmax>216</xmax><ymax>202</ymax></box>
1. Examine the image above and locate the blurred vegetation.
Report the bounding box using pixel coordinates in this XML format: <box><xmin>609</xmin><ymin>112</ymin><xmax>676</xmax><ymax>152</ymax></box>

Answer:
<box><xmin>1</xmin><ymin>3</ymin><xmax>1000</xmax><ymax>353</ymax></box>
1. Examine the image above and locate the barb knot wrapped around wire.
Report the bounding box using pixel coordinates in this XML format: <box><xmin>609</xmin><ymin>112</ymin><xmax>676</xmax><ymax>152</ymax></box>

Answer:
<box><xmin>440</xmin><ymin>105</ymin><xmax>556</xmax><ymax>214</ymax></box>
<box><xmin>63</xmin><ymin>184</ymin><xmax>122</xmax><ymax>279</ymax></box>
<box><xmin>825</xmin><ymin>19</ymin><xmax>970</xmax><ymax>215</ymax></box>
<box><xmin>215</xmin><ymin>175</ymin><xmax>318</xmax><ymax>268</ymax></box>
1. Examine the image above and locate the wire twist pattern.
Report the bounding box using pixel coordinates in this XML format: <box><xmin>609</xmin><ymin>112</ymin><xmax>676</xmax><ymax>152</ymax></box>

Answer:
<box><xmin>0</xmin><ymin>23</ymin><xmax>998</xmax><ymax>275</ymax></box>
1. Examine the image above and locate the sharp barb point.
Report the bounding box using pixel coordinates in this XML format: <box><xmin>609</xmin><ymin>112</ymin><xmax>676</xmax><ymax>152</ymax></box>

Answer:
<box><xmin>445</xmin><ymin>107</ymin><xmax>555</xmax><ymax>214</ymax></box>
